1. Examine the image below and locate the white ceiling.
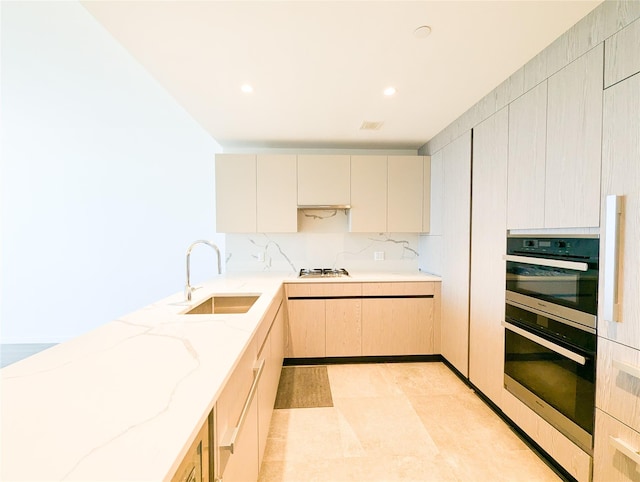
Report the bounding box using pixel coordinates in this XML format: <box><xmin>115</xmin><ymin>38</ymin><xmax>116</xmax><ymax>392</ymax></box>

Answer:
<box><xmin>82</xmin><ymin>1</ymin><xmax>602</xmax><ymax>151</ymax></box>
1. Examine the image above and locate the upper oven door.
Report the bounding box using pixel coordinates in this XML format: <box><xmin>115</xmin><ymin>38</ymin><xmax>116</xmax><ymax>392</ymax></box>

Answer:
<box><xmin>505</xmin><ymin>236</ymin><xmax>599</xmax><ymax>319</ymax></box>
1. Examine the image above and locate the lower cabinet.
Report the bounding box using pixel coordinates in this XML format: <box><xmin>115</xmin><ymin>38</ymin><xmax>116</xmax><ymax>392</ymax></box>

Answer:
<box><xmin>361</xmin><ymin>282</ymin><xmax>439</xmax><ymax>356</ymax></box>
<box><xmin>285</xmin><ymin>281</ymin><xmax>440</xmax><ymax>358</ymax></box>
<box><xmin>594</xmin><ymin>409</ymin><xmax>640</xmax><ymax>482</ymax></box>
<box><xmin>502</xmin><ymin>389</ymin><xmax>592</xmax><ymax>482</ymax></box>
<box><xmin>214</xmin><ymin>295</ymin><xmax>285</xmax><ymax>482</ymax></box>
<box><xmin>171</xmin><ymin>416</ymin><xmax>210</xmax><ymax>482</ymax></box>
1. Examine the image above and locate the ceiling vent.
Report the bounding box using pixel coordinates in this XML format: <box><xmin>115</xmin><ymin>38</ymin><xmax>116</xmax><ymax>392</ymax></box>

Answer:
<box><xmin>360</xmin><ymin>121</ymin><xmax>384</xmax><ymax>131</ymax></box>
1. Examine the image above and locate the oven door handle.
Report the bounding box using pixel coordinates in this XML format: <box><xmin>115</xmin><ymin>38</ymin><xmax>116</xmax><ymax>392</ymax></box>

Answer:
<box><xmin>502</xmin><ymin>321</ymin><xmax>587</xmax><ymax>366</ymax></box>
<box><xmin>503</xmin><ymin>255</ymin><xmax>588</xmax><ymax>272</ymax></box>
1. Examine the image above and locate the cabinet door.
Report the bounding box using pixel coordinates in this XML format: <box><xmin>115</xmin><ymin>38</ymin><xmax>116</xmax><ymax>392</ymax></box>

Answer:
<box><xmin>441</xmin><ymin>132</ymin><xmax>472</xmax><ymax>377</ymax></box>
<box><xmin>594</xmin><ymin>409</ymin><xmax>640</xmax><ymax>482</ymax></box>
<box><xmin>604</xmin><ymin>17</ymin><xmax>640</xmax><ymax>88</ymax></box>
<box><xmin>423</xmin><ymin>156</ymin><xmax>431</xmax><ymax>233</ymax></box>
<box><xmin>387</xmin><ymin>156</ymin><xmax>423</xmax><ymax>232</ymax></box>
<box><xmin>297</xmin><ymin>155</ymin><xmax>350</xmax><ymax>206</ymax></box>
<box><xmin>429</xmin><ymin>150</ymin><xmax>444</xmax><ymax>236</ymax></box>
<box><xmin>469</xmin><ymin>108</ymin><xmax>508</xmax><ymax>406</ymax></box>
<box><xmin>325</xmin><ymin>298</ymin><xmax>362</xmax><ymax>356</ymax></box>
<box><xmin>256</xmin><ymin>155</ymin><xmax>297</xmax><ymax>232</ymax></box>
<box><xmin>215</xmin><ymin>154</ymin><xmax>256</xmax><ymax>232</ymax></box>
<box><xmin>350</xmin><ymin>155</ymin><xmax>387</xmax><ymax>232</ymax></box>
<box><xmin>286</xmin><ymin>299</ymin><xmax>325</xmax><ymax>358</ymax></box>
<box><xmin>599</xmin><ymin>72</ymin><xmax>640</xmax><ymax>351</ymax></box>
<box><xmin>507</xmin><ymin>81</ymin><xmax>547</xmax><ymax>229</ymax></box>
<box><xmin>545</xmin><ymin>44</ymin><xmax>603</xmax><ymax>228</ymax></box>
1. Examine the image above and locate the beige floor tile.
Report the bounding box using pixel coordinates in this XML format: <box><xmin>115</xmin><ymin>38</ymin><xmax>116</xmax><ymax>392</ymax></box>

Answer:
<box><xmin>262</xmin><ymin>407</ymin><xmax>346</xmax><ymax>462</ymax></box>
<box><xmin>382</xmin><ymin>362</ymin><xmax>474</xmax><ymax>397</ymax></box>
<box><xmin>326</xmin><ymin>363</ymin><xmax>404</xmax><ymax>399</ymax></box>
<box><xmin>333</xmin><ymin>396</ymin><xmax>439</xmax><ymax>458</ymax></box>
<box><xmin>410</xmin><ymin>391</ymin><xmax>528</xmax><ymax>454</ymax></box>
<box><xmin>259</xmin><ymin>363</ymin><xmax>563</xmax><ymax>482</ymax></box>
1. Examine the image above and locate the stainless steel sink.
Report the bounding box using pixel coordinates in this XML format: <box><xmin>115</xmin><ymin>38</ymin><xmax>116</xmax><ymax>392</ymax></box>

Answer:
<box><xmin>184</xmin><ymin>294</ymin><xmax>260</xmax><ymax>315</ymax></box>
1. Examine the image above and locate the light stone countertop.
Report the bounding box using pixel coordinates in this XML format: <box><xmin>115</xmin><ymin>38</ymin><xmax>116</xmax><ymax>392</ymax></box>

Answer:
<box><xmin>0</xmin><ymin>270</ymin><xmax>440</xmax><ymax>481</ymax></box>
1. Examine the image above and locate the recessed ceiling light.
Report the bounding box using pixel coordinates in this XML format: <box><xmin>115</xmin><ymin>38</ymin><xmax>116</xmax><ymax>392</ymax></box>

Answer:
<box><xmin>413</xmin><ymin>25</ymin><xmax>432</xmax><ymax>38</ymax></box>
<box><xmin>384</xmin><ymin>87</ymin><xmax>396</xmax><ymax>96</ymax></box>
<box><xmin>241</xmin><ymin>84</ymin><xmax>253</xmax><ymax>93</ymax></box>
<box><xmin>360</xmin><ymin>121</ymin><xmax>384</xmax><ymax>131</ymax></box>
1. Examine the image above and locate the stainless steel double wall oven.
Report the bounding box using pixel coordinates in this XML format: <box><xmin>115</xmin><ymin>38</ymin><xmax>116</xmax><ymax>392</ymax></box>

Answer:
<box><xmin>503</xmin><ymin>235</ymin><xmax>599</xmax><ymax>454</ymax></box>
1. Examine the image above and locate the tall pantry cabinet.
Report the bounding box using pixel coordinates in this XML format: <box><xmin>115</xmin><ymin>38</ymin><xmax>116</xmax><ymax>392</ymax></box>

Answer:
<box><xmin>440</xmin><ymin>131</ymin><xmax>472</xmax><ymax>377</ymax></box>
<box><xmin>469</xmin><ymin>108</ymin><xmax>508</xmax><ymax>406</ymax></box>
<box><xmin>593</xmin><ymin>68</ymin><xmax>640</xmax><ymax>481</ymax></box>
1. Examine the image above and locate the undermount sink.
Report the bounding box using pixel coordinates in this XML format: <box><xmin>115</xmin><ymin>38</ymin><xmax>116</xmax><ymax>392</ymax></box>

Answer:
<box><xmin>184</xmin><ymin>294</ymin><xmax>260</xmax><ymax>315</ymax></box>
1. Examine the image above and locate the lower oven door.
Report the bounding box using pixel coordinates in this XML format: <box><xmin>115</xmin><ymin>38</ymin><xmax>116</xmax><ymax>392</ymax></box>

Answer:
<box><xmin>503</xmin><ymin>320</ymin><xmax>595</xmax><ymax>454</ymax></box>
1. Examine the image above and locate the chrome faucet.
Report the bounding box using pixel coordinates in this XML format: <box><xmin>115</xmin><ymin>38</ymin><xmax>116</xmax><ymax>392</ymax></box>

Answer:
<box><xmin>185</xmin><ymin>240</ymin><xmax>222</xmax><ymax>301</ymax></box>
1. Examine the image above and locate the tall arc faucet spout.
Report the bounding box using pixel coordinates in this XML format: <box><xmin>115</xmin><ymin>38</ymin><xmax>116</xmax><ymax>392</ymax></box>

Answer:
<box><xmin>185</xmin><ymin>240</ymin><xmax>222</xmax><ymax>301</ymax></box>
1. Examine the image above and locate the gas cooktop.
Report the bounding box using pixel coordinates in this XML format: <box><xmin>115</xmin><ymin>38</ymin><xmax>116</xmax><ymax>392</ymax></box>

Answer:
<box><xmin>298</xmin><ymin>268</ymin><xmax>350</xmax><ymax>278</ymax></box>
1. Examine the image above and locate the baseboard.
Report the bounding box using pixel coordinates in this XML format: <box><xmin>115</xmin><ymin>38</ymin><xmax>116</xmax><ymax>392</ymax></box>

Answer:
<box><xmin>283</xmin><ymin>354</ymin><xmax>443</xmax><ymax>366</ymax></box>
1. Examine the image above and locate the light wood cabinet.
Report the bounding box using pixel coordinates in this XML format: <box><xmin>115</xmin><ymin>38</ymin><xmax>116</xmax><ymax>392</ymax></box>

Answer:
<box><xmin>440</xmin><ymin>132</ymin><xmax>472</xmax><ymax>377</ymax></box>
<box><xmin>545</xmin><ymin>44</ymin><xmax>603</xmax><ymax>228</ymax></box>
<box><xmin>257</xmin><ymin>301</ymin><xmax>285</xmax><ymax>468</ymax></box>
<box><xmin>469</xmin><ymin>108</ymin><xmax>508</xmax><ymax>407</ymax></box>
<box><xmin>171</xmin><ymin>416</ymin><xmax>210</xmax><ymax>482</ymax></box>
<box><xmin>594</xmin><ymin>72</ymin><xmax>640</xmax><ymax>482</ymax></box>
<box><xmin>593</xmin><ymin>409</ymin><xmax>640</xmax><ymax>482</ymax></box>
<box><xmin>604</xmin><ymin>16</ymin><xmax>640</xmax><ymax>89</ymax></box>
<box><xmin>215</xmin><ymin>294</ymin><xmax>284</xmax><ymax>482</ymax></box>
<box><xmin>361</xmin><ymin>282</ymin><xmax>438</xmax><ymax>356</ymax></box>
<box><xmin>350</xmin><ymin>155</ymin><xmax>387</xmax><ymax>232</ymax></box>
<box><xmin>256</xmin><ymin>155</ymin><xmax>297</xmax><ymax>232</ymax></box>
<box><xmin>387</xmin><ymin>156</ymin><xmax>424</xmax><ymax>232</ymax></box>
<box><xmin>285</xmin><ymin>281</ymin><xmax>439</xmax><ymax>358</ymax></box>
<box><xmin>286</xmin><ymin>298</ymin><xmax>326</xmax><ymax>358</ymax></box>
<box><xmin>215</xmin><ymin>341</ymin><xmax>259</xmax><ymax>482</ymax></box>
<box><xmin>599</xmin><ymin>71</ymin><xmax>640</xmax><ymax>351</ymax></box>
<box><xmin>502</xmin><ymin>389</ymin><xmax>592</xmax><ymax>482</ymax></box>
<box><xmin>326</xmin><ymin>298</ymin><xmax>362</xmax><ymax>357</ymax></box>
<box><xmin>507</xmin><ymin>81</ymin><xmax>547</xmax><ymax>230</ymax></box>
<box><xmin>297</xmin><ymin>155</ymin><xmax>350</xmax><ymax>206</ymax></box>
<box><xmin>215</xmin><ymin>154</ymin><xmax>257</xmax><ymax>233</ymax></box>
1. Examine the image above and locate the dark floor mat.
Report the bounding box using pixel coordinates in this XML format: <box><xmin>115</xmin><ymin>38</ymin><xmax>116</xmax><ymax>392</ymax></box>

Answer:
<box><xmin>274</xmin><ymin>366</ymin><xmax>334</xmax><ymax>409</ymax></box>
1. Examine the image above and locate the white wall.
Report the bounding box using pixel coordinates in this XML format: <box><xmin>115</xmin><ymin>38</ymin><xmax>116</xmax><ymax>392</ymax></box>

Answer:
<box><xmin>0</xmin><ymin>1</ymin><xmax>223</xmax><ymax>343</ymax></box>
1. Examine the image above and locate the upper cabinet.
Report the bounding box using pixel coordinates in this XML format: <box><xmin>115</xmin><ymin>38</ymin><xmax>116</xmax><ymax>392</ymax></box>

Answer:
<box><xmin>506</xmin><ymin>45</ymin><xmax>604</xmax><ymax>230</ymax></box>
<box><xmin>350</xmin><ymin>155</ymin><xmax>428</xmax><ymax>233</ymax></box>
<box><xmin>215</xmin><ymin>154</ymin><xmax>257</xmax><ymax>233</ymax></box>
<box><xmin>350</xmin><ymin>155</ymin><xmax>387</xmax><ymax>232</ymax></box>
<box><xmin>507</xmin><ymin>81</ymin><xmax>547</xmax><ymax>230</ymax></box>
<box><xmin>256</xmin><ymin>155</ymin><xmax>298</xmax><ymax>233</ymax></box>
<box><xmin>387</xmin><ymin>156</ymin><xmax>425</xmax><ymax>233</ymax></box>
<box><xmin>604</xmin><ymin>16</ymin><xmax>640</xmax><ymax>89</ymax></box>
<box><xmin>545</xmin><ymin>44</ymin><xmax>603</xmax><ymax>229</ymax></box>
<box><xmin>423</xmin><ymin>156</ymin><xmax>431</xmax><ymax>233</ymax></box>
<box><xmin>297</xmin><ymin>155</ymin><xmax>350</xmax><ymax>206</ymax></box>
<box><xmin>215</xmin><ymin>154</ymin><xmax>297</xmax><ymax>233</ymax></box>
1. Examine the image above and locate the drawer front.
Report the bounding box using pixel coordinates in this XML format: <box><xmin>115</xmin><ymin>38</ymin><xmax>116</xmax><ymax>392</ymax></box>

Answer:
<box><xmin>286</xmin><ymin>282</ymin><xmax>361</xmax><ymax>298</ymax></box>
<box><xmin>597</xmin><ymin>337</ymin><xmax>640</xmax><ymax>432</ymax></box>
<box><xmin>361</xmin><ymin>281</ymin><xmax>435</xmax><ymax>296</ymax></box>
<box><xmin>594</xmin><ymin>409</ymin><xmax>640</xmax><ymax>482</ymax></box>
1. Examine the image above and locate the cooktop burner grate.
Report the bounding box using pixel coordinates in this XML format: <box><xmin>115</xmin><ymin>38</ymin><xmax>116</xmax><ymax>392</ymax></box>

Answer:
<box><xmin>298</xmin><ymin>268</ymin><xmax>350</xmax><ymax>278</ymax></box>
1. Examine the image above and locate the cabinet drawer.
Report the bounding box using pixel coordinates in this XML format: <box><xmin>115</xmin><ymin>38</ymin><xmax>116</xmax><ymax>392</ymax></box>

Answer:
<box><xmin>501</xmin><ymin>389</ymin><xmax>592</xmax><ymax>482</ymax></box>
<box><xmin>597</xmin><ymin>338</ymin><xmax>640</xmax><ymax>432</ymax></box>
<box><xmin>361</xmin><ymin>281</ymin><xmax>435</xmax><ymax>296</ymax></box>
<box><xmin>286</xmin><ymin>282</ymin><xmax>361</xmax><ymax>298</ymax></box>
<box><xmin>594</xmin><ymin>409</ymin><xmax>640</xmax><ymax>482</ymax></box>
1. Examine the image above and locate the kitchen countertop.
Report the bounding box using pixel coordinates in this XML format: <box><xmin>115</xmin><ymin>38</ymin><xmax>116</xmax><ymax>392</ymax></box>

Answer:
<box><xmin>0</xmin><ymin>271</ymin><xmax>440</xmax><ymax>481</ymax></box>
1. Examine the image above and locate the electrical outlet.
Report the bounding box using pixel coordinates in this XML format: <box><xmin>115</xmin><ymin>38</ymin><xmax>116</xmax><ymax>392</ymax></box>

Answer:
<box><xmin>374</xmin><ymin>251</ymin><xmax>384</xmax><ymax>261</ymax></box>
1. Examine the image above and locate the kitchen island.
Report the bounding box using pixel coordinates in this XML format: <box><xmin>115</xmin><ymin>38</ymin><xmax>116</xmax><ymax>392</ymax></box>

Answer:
<box><xmin>0</xmin><ymin>271</ymin><xmax>440</xmax><ymax>481</ymax></box>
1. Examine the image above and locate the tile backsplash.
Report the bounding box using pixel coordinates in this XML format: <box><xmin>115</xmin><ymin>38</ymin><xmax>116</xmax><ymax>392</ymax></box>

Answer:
<box><xmin>225</xmin><ymin>209</ymin><xmax>420</xmax><ymax>273</ymax></box>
